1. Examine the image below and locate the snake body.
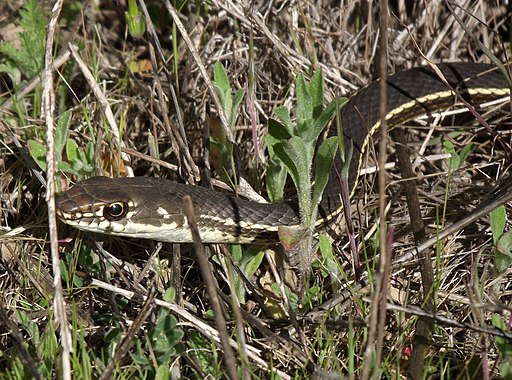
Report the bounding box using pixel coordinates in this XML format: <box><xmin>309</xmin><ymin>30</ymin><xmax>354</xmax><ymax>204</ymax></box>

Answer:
<box><xmin>56</xmin><ymin>63</ymin><xmax>510</xmax><ymax>243</ymax></box>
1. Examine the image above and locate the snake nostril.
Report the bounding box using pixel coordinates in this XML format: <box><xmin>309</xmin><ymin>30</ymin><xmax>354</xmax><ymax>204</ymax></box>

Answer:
<box><xmin>104</xmin><ymin>202</ymin><xmax>128</xmax><ymax>221</ymax></box>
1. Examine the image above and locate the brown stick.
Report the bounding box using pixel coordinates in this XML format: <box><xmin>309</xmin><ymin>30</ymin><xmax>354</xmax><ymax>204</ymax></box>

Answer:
<box><xmin>182</xmin><ymin>196</ymin><xmax>239</xmax><ymax>380</ymax></box>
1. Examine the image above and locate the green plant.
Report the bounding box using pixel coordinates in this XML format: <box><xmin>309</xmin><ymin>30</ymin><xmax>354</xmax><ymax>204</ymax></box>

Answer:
<box><xmin>211</xmin><ymin>61</ymin><xmax>245</xmax><ymax>182</ymax></box>
<box><xmin>265</xmin><ymin>70</ymin><xmax>346</xmax><ymax>288</ymax></box>
<box><xmin>125</xmin><ymin>0</ymin><xmax>146</xmax><ymax>38</ymax></box>
<box><xmin>492</xmin><ymin>315</ymin><xmax>512</xmax><ymax>378</ymax></box>
<box><xmin>0</xmin><ymin>0</ymin><xmax>47</xmax><ymax>89</ymax></box>
<box><xmin>490</xmin><ymin>205</ymin><xmax>512</xmax><ymax>273</ymax></box>
<box><xmin>443</xmin><ymin>139</ymin><xmax>475</xmax><ymax>171</ymax></box>
<box><xmin>27</xmin><ymin>110</ymin><xmax>96</xmax><ymax>181</ymax></box>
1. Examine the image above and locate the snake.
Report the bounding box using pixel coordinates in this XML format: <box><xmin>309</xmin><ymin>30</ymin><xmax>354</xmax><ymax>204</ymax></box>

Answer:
<box><xmin>55</xmin><ymin>62</ymin><xmax>511</xmax><ymax>243</ymax></box>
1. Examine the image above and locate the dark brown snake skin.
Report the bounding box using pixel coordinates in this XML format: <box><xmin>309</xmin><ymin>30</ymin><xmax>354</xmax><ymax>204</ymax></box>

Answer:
<box><xmin>56</xmin><ymin>63</ymin><xmax>510</xmax><ymax>243</ymax></box>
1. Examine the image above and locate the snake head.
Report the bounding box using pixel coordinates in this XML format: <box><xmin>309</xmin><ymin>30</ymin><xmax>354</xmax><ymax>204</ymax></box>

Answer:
<box><xmin>56</xmin><ymin>176</ymin><xmax>193</xmax><ymax>241</ymax></box>
<box><xmin>56</xmin><ymin>177</ymin><xmax>135</xmax><ymax>231</ymax></box>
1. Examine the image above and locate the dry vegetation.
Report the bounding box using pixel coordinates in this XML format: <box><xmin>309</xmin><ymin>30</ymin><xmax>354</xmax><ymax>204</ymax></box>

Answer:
<box><xmin>1</xmin><ymin>0</ymin><xmax>512</xmax><ymax>378</ymax></box>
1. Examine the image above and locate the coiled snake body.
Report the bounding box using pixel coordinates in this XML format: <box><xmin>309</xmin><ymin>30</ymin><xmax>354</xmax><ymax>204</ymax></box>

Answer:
<box><xmin>56</xmin><ymin>63</ymin><xmax>510</xmax><ymax>243</ymax></box>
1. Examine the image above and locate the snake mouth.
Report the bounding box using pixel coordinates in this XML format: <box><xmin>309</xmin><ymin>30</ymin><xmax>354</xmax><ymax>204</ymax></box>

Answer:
<box><xmin>55</xmin><ymin>193</ymin><xmax>80</xmax><ymax>221</ymax></box>
<box><xmin>55</xmin><ymin>194</ymin><xmax>96</xmax><ymax>221</ymax></box>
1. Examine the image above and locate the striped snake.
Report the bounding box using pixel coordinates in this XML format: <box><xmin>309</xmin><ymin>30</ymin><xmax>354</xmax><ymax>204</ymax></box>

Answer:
<box><xmin>56</xmin><ymin>63</ymin><xmax>511</xmax><ymax>243</ymax></box>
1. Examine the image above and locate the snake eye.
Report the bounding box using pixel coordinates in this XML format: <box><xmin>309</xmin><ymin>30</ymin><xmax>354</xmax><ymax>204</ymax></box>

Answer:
<box><xmin>104</xmin><ymin>202</ymin><xmax>128</xmax><ymax>221</ymax></box>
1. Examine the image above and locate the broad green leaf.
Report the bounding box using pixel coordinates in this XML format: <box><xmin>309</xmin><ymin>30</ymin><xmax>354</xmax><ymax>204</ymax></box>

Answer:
<box><xmin>267</xmin><ymin>118</ymin><xmax>292</xmax><ymax>142</ymax></box>
<box><xmin>266</xmin><ymin>158</ymin><xmax>287</xmax><ymax>203</ymax></box>
<box><xmin>273</xmin><ymin>107</ymin><xmax>293</xmax><ymax>134</ymax></box>
<box><xmin>230</xmin><ymin>246</ymin><xmax>266</xmax><ymax>304</ymax></box>
<box><xmin>281</xmin><ymin>136</ymin><xmax>312</xmax><ymax>223</ymax></box>
<box><xmin>495</xmin><ymin>251</ymin><xmax>512</xmax><ymax>274</ymax></box>
<box><xmin>71</xmin><ymin>159</ymin><xmax>84</xmax><ymax>172</ymax></box>
<box><xmin>65</xmin><ymin>139</ymin><xmax>79</xmax><ymax>161</ymax></box>
<box><xmin>229</xmin><ymin>244</ymin><xmax>246</xmax><ymax>302</ymax></box>
<box><xmin>155</xmin><ymin>365</ymin><xmax>170</xmax><ymax>380</ymax></box>
<box><xmin>496</xmin><ymin>230</ymin><xmax>512</xmax><ymax>273</ymax></box>
<box><xmin>280</xmin><ymin>136</ymin><xmax>310</xmax><ymax>194</ymax></box>
<box><xmin>27</xmin><ymin>140</ymin><xmax>47</xmax><ymax>171</ymax></box>
<box><xmin>213</xmin><ymin>62</ymin><xmax>230</xmax><ymax>93</ymax></box>
<box><xmin>55</xmin><ymin>110</ymin><xmax>71</xmax><ymax>159</ymax></box>
<box><xmin>296</xmin><ymin>73</ymin><xmax>313</xmax><ymax>135</ymax></box>
<box><xmin>17</xmin><ymin>311</ymin><xmax>40</xmax><ymax>348</ymax></box>
<box><xmin>443</xmin><ymin>139</ymin><xmax>460</xmax><ymax>170</ymax></box>
<box><xmin>57</xmin><ymin>161</ymin><xmax>78</xmax><ymax>176</ymax></box>
<box><xmin>306</xmin><ymin>97</ymin><xmax>347</xmax><ymax>143</ymax></box>
<box><xmin>231</xmin><ymin>243</ymin><xmax>242</xmax><ymax>263</ymax></box>
<box><xmin>309</xmin><ymin>70</ymin><xmax>324</xmax><ymax>119</ymax></box>
<box><xmin>265</xmin><ymin>128</ymin><xmax>290</xmax><ymax>203</ymax></box>
<box><xmin>150</xmin><ymin>314</ymin><xmax>183</xmax><ymax>353</ymax></box>
<box><xmin>242</xmin><ymin>249</ymin><xmax>265</xmax><ymax>280</ymax></box>
<box><xmin>210</xmin><ymin>137</ymin><xmax>230</xmax><ymax>165</ymax></box>
<box><xmin>459</xmin><ymin>143</ymin><xmax>475</xmax><ymax>163</ymax></box>
<box><xmin>490</xmin><ymin>205</ymin><xmax>506</xmax><ymax>244</ymax></box>
<box><xmin>164</xmin><ymin>287</ymin><xmax>176</xmax><ymax>303</ymax></box>
<box><xmin>312</xmin><ymin>136</ymin><xmax>338</xmax><ymax>212</ymax></box>
<box><xmin>85</xmin><ymin>141</ymin><xmax>95</xmax><ymax>162</ymax></box>
<box><xmin>278</xmin><ymin>225</ymin><xmax>309</xmax><ymax>252</ymax></box>
<box><xmin>318</xmin><ymin>234</ymin><xmax>341</xmax><ymax>279</ymax></box>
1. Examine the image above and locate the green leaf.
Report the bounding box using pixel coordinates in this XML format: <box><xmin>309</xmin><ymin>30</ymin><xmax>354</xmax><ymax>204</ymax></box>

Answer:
<box><xmin>231</xmin><ymin>88</ymin><xmax>245</xmax><ymax>126</ymax></box>
<box><xmin>459</xmin><ymin>143</ymin><xmax>475</xmax><ymax>163</ymax></box>
<box><xmin>55</xmin><ymin>111</ymin><xmax>71</xmax><ymax>159</ymax></box>
<box><xmin>340</xmin><ymin>143</ymin><xmax>353</xmax><ymax>181</ymax></box>
<box><xmin>57</xmin><ymin>161</ymin><xmax>78</xmax><ymax>176</ymax></box>
<box><xmin>280</xmin><ymin>136</ymin><xmax>310</xmax><ymax>194</ymax></box>
<box><xmin>213</xmin><ymin>62</ymin><xmax>230</xmax><ymax>93</ymax></box>
<box><xmin>163</xmin><ymin>287</ymin><xmax>176</xmax><ymax>303</ymax></box>
<box><xmin>16</xmin><ymin>311</ymin><xmax>39</xmax><ymax>345</ymax></box>
<box><xmin>0</xmin><ymin>62</ymin><xmax>21</xmax><ymax>85</ymax></box>
<box><xmin>27</xmin><ymin>140</ymin><xmax>47</xmax><ymax>171</ymax></box>
<box><xmin>155</xmin><ymin>365</ymin><xmax>170</xmax><ymax>380</ymax></box>
<box><xmin>305</xmin><ymin>97</ymin><xmax>347</xmax><ymax>143</ymax></box>
<box><xmin>242</xmin><ymin>249</ymin><xmax>265</xmax><ymax>280</ymax></box>
<box><xmin>490</xmin><ymin>205</ymin><xmax>506</xmax><ymax>244</ymax></box>
<box><xmin>213</xmin><ymin>64</ymin><xmax>232</xmax><ymax>124</ymax></box>
<box><xmin>266</xmin><ymin>157</ymin><xmax>287</xmax><ymax>203</ymax></box>
<box><xmin>312</xmin><ymin>136</ymin><xmax>338</xmax><ymax>212</ymax></box>
<box><xmin>273</xmin><ymin>106</ymin><xmax>293</xmax><ymax>134</ymax></box>
<box><xmin>495</xmin><ymin>230</ymin><xmax>512</xmax><ymax>273</ymax></box>
<box><xmin>333</xmin><ymin>95</ymin><xmax>347</xmax><ymax>163</ymax></box>
<box><xmin>85</xmin><ymin>141</ymin><xmax>95</xmax><ymax>163</ymax></box>
<box><xmin>231</xmin><ymin>246</ymin><xmax>265</xmax><ymax>304</ymax></box>
<box><xmin>309</xmin><ymin>70</ymin><xmax>324</xmax><ymax>119</ymax></box>
<box><xmin>265</xmin><ymin>127</ymin><xmax>291</xmax><ymax>203</ymax></box>
<box><xmin>150</xmin><ymin>314</ymin><xmax>184</xmax><ymax>355</ymax></box>
<box><xmin>296</xmin><ymin>73</ymin><xmax>313</xmax><ymax>135</ymax></box>
<box><xmin>71</xmin><ymin>159</ymin><xmax>84</xmax><ymax>172</ymax></box>
<box><xmin>125</xmin><ymin>0</ymin><xmax>146</xmax><ymax>38</ymax></box>
<box><xmin>267</xmin><ymin>118</ymin><xmax>292</xmax><ymax>143</ymax></box>
<box><xmin>443</xmin><ymin>140</ymin><xmax>460</xmax><ymax>170</ymax></box>
<box><xmin>65</xmin><ymin>138</ymin><xmax>79</xmax><ymax>162</ymax></box>
<box><xmin>210</xmin><ymin>137</ymin><xmax>230</xmax><ymax>166</ymax></box>
<box><xmin>281</xmin><ymin>136</ymin><xmax>312</xmax><ymax>223</ymax></box>
<box><xmin>231</xmin><ymin>243</ymin><xmax>242</xmax><ymax>263</ymax></box>
<box><xmin>318</xmin><ymin>233</ymin><xmax>341</xmax><ymax>278</ymax></box>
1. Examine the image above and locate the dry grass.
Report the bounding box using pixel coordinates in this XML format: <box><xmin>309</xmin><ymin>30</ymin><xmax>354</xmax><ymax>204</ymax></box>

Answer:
<box><xmin>1</xmin><ymin>0</ymin><xmax>512</xmax><ymax>378</ymax></box>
